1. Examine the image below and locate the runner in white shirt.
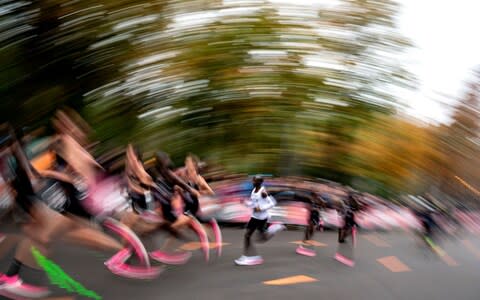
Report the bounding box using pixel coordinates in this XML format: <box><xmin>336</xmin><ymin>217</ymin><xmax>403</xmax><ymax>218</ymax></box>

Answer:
<box><xmin>235</xmin><ymin>176</ymin><xmax>286</xmax><ymax>266</ymax></box>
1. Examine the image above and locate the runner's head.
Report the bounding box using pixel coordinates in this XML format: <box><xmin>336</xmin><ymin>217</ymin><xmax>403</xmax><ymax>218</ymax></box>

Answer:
<box><xmin>252</xmin><ymin>175</ymin><xmax>263</xmax><ymax>188</ymax></box>
<box><xmin>185</xmin><ymin>154</ymin><xmax>200</xmax><ymax>176</ymax></box>
<box><xmin>347</xmin><ymin>192</ymin><xmax>360</xmax><ymax>210</ymax></box>
<box><xmin>154</xmin><ymin>151</ymin><xmax>174</xmax><ymax>172</ymax></box>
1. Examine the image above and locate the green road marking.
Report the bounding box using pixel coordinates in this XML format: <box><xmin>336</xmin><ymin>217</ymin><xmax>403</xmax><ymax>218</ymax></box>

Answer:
<box><xmin>32</xmin><ymin>247</ymin><xmax>102</xmax><ymax>300</ymax></box>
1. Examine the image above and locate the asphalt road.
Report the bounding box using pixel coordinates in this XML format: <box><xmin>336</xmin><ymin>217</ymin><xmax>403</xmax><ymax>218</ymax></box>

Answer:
<box><xmin>1</xmin><ymin>227</ymin><xmax>480</xmax><ymax>300</ymax></box>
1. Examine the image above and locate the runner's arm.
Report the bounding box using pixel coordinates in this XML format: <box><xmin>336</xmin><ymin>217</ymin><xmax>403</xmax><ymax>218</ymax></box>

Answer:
<box><xmin>196</xmin><ymin>175</ymin><xmax>215</xmax><ymax>196</ymax></box>
<box><xmin>167</xmin><ymin>170</ymin><xmax>201</xmax><ymax>198</ymax></box>
<box><xmin>258</xmin><ymin>190</ymin><xmax>275</xmax><ymax>211</ymax></box>
<box><xmin>125</xmin><ymin>145</ymin><xmax>154</xmax><ymax>195</ymax></box>
<box><xmin>126</xmin><ymin>145</ymin><xmax>153</xmax><ymax>185</ymax></box>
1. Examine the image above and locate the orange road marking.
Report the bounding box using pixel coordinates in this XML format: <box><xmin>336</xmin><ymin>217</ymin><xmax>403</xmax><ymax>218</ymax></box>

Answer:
<box><xmin>264</xmin><ymin>275</ymin><xmax>318</xmax><ymax>286</ymax></box>
<box><xmin>364</xmin><ymin>234</ymin><xmax>391</xmax><ymax>247</ymax></box>
<box><xmin>290</xmin><ymin>240</ymin><xmax>327</xmax><ymax>247</ymax></box>
<box><xmin>377</xmin><ymin>256</ymin><xmax>411</xmax><ymax>272</ymax></box>
<box><xmin>179</xmin><ymin>242</ymin><xmax>230</xmax><ymax>251</ymax></box>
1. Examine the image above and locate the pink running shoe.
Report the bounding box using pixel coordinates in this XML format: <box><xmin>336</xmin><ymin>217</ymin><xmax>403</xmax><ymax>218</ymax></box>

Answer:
<box><xmin>209</xmin><ymin>219</ymin><xmax>223</xmax><ymax>257</ymax></box>
<box><xmin>352</xmin><ymin>226</ymin><xmax>357</xmax><ymax>248</ymax></box>
<box><xmin>103</xmin><ymin>217</ymin><xmax>150</xmax><ymax>267</ymax></box>
<box><xmin>189</xmin><ymin>217</ymin><xmax>210</xmax><ymax>262</ymax></box>
<box><xmin>0</xmin><ymin>274</ymin><xmax>50</xmax><ymax>299</ymax></box>
<box><xmin>106</xmin><ymin>263</ymin><xmax>164</xmax><ymax>280</ymax></box>
<box><xmin>334</xmin><ymin>253</ymin><xmax>355</xmax><ymax>267</ymax></box>
<box><xmin>296</xmin><ymin>245</ymin><xmax>316</xmax><ymax>257</ymax></box>
<box><xmin>150</xmin><ymin>250</ymin><xmax>192</xmax><ymax>265</ymax></box>
<box><xmin>105</xmin><ymin>248</ymin><xmax>132</xmax><ymax>267</ymax></box>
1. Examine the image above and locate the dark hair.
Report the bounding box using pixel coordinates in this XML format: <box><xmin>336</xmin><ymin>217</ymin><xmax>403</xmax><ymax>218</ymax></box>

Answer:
<box><xmin>253</xmin><ymin>175</ymin><xmax>263</xmax><ymax>184</ymax></box>
<box><xmin>155</xmin><ymin>151</ymin><xmax>174</xmax><ymax>171</ymax></box>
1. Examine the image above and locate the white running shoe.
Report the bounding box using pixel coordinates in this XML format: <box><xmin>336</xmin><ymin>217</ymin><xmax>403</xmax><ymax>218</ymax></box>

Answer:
<box><xmin>267</xmin><ymin>223</ymin><xmax>286</xmax><ymax>235</ymax></box>
<box><xmin>235</xmin><ymin>255</ymin><xmax>247</xmax><ymax>263</ymax></box>
<box><xmin>234</xmin><ymin>255</ymin><xmax>264</xmax><ymax>266</ymax></box>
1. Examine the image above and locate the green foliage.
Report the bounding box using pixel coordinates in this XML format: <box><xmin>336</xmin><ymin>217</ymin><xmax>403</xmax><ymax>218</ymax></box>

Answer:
<box><xmin>0</xmin><ymin>0</ymin><xmax>432</xmax><ymax>197</ymax></box>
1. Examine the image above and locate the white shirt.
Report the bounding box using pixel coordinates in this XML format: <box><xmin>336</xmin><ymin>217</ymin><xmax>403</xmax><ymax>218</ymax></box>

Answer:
<box><xmin>245</xmin><ymin>186</ymin><xmax>275</xmax><ymax>220</ymax></box>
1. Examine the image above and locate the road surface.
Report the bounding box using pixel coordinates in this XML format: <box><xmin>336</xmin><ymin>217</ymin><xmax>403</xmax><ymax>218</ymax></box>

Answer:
<box><xmin>1</xmin><ymin>227</ymin><xmax>480</xmax><ymax>300</ymax></box>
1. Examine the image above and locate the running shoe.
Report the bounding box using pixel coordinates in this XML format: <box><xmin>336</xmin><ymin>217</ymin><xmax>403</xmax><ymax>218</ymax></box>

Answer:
<box><xmin>234</xmin><ymin>255</ymin><xmax>264</xmax><ymax>266</ymax></box>
<box><xmin>296</xmin><ymin>245</ymin><xmax>316</xmax><ymax>257</ymax></box>
<box><xmin>104</xmin><ymin>248</ymin><xmax>132</xmax><ymax>267</ymax></box>
<box><xmin>189</xmin><ymin>217</ymin><xmax>210</xmax><ymax>262</ymax></box>
<box><xmin>0</xmin><ymin>274</ymin><xmax>50</xmax><ymax>299</ymax></box>
<box><xmin>106</xmin><ymin>263</ymin><xmax>164</xmax><ymax>280</ymax></box>
<box><xmin>103</xmin><ymin>217</ymin><xmax>151</xmax><ymax>267</ymax></box>
<box><xmin>150</xmin><ymin>250</ymin><xmax>192</xmax><ymax>265</ymax></box>
<box><xmin>267</xmin><ymin>223</ymin><xmax>286</xmax><ymax>235</ymax></box>
<box><xmin>334</xmin><ymin>253</ymin><xmax>355</xmax><ymax>267</ymax></box>
<box><xmin>209</xmin><ymin>219</ymin><xmax>223</xmax><ymax>257</ymax></box>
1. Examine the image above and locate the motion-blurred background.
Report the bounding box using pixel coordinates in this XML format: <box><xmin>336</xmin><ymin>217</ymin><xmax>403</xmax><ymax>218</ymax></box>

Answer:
<box><xmin>1</xmin><ymin>0</ymin><xmax>480</xmax><ymax>226</ymax></box>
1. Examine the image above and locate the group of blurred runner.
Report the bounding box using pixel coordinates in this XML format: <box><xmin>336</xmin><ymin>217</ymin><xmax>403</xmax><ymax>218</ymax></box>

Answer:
<box><xmin>0</xmin><ymin>108</ymin><xmax>465</xmax><ymax>298</ymax></box>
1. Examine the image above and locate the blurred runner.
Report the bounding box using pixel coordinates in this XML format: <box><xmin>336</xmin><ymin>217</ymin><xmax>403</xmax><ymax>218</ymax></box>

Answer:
<box><xmin>334</xmin><ymin>190</ymin><xmax>360</xmax><ymax>267</ymax></box>
<box><xmin>146</xmin><ymin>151</ymin><xmax>210</xmax><ymax>263</ymax></box>
<box><xmin>413</xmin><ymin>204</ymin><xmax>440</xmax><ymax>252</ymax></box>
<box><xmin>176</xmin><ymin>154</ymin><xmax>223</xmax><ymax>257</ymax></box>
<box><xmin>235</xmin><ymin>176</ymin><xmax>286</xmax><ymax>266</ymax></box>
<box><xmin>121</xmin><ymin>145</ymin><xmax>194</xmax><ymax>266</ymax></box>
<box><xmin>296</xmin><ymin>192</ymin><xmax>327</xmax><ymax>257</ymax></box>
<box><xmin>338</xmin><ymin>191</ymin><xmax>360</xmax><ymax>244</ymax></box>
<box><xmin>0</xmin><ymin>126</ymin><xmax>52</xmax><ymax>299</ymax></box>
<box><xmin>0</xmin><ymin>115</ymin><xmax>162</xmax><ymax>291</ymax></box>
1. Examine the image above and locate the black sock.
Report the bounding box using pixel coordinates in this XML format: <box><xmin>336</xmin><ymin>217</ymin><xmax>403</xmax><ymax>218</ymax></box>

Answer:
<box><xmin>6</xmin><ymin>259</ymin><xmax>23</xmax><ymax>276</ymax></box>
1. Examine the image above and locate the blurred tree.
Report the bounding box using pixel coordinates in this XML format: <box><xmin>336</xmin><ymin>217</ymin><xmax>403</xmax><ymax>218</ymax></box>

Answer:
<box><xmin>98</xmin><ymin>0</ymin><xmax>414</xmax><ymax>177</ymax></box>
<box><xmin>436</xmin><ymin>69</ymin><xmax>480</xmax><ymax>207</ymax></box>
<box><xmin>0</xmin><ymin>0</ymin><xmax>425</xmax><ymax>199</ymax></box>
<box><xmin>347</xmin><ymin>115</ymin><xmax>446</xmax><ymax>197</ymax></box>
